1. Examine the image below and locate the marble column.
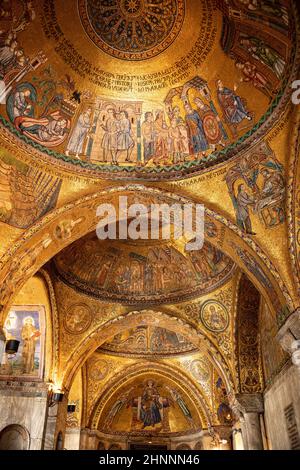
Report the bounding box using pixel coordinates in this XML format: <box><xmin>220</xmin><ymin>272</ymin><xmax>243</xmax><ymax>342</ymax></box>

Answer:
<box><xmin>243</xmin><ymin>412</ymin><xmax>264</xmax><ymax>450</ymax></box>
<box><xmin>43</xmin><ymin>393</ymin><xmax>68</xmax><ymax>450</ymax></box>
<box><xmin>80</xmin><ymin>428</ymin><xmax>98</xmax><ymax>450</ymax></box>
<box><xmin>64</xmin><ymin>427</ymin><xmax>81</xmax><ymax>450</ymax></box>
<box><xmin>232</xmin><ymin>428</ymin><xmax>244</xmax><ymax>450</ymax></box>
<box><xmin>231</xmin><ymin>393</ymin><xmax>264</xmax><ymax>450</ymax></box>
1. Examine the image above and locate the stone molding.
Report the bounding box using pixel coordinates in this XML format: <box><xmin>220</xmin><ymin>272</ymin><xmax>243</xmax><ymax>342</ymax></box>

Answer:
<box><xmin>276</xmin><ymin>308</ymin><xmax>300</xmax><ymax>355</ymax></box>
<box><xmin>231</xmin><ymin>393</ymin><xmax>264</xmax><ymax>417</ymax></box>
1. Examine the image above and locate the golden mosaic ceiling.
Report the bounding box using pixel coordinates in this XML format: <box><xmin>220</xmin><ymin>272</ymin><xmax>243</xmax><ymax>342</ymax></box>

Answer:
<box><xmin>0</xmin><ymin>0</ymin><xmax>297</xmax><ymax>180</ymax></box>
<box><xmin>96</xmin><ymin>373</ymin><xmax>202</xmax><ymax>434</ymax></box>
<box><xmin>79</xmin><ymin>0</ymin><xmax>185</xmax><ymax>60</ymax></box>
<box><xmin>53</xmin><ymin>233</ymin><xmax>235</xmax><ymax>304</ymax></box>
<box><xmin>99</xmin><ymin>326</ymin><xmax>197</xmax><ymax>357</ymax></box>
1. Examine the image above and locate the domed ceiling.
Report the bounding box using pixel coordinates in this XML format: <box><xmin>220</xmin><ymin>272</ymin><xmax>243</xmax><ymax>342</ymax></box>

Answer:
<box><xmin>99</xmin><ymin>326</ymin><xmax>197</xmax><ymax>357</ymax></box>
<box><xmin>53</xmin><ymin>233</ymin><xmax>235</xmax><ymax>304</ymax></box>
<box><xmin>0</xmin><ymin>0</ymin><xmax>297</xmax><ymax>180</ymax></box>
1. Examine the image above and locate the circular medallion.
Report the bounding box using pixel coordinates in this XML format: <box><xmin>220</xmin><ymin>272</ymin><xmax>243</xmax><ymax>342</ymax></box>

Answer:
<box><xmin>63</xmin><ymin>303</ymin><xmax>93</xmax><ymax>335</ymax></box>
<box><xmin>79</xmin><ymin>0</ymin><xmax>185</xmax><ymax>60</ymax></box>
<box><xmin>200</xmin><ymin>300</ymin><xmax>229</xmax><ymax>333</ymax></box>
<box><xmin>90</xmin><ymin>359</ymin><xmax>110</xmax><ymax>381</ymax></box>
<box><xmin>190</xmin><ymin>359</ymin><xmax>210</xmax><ymax>382</ymax></box>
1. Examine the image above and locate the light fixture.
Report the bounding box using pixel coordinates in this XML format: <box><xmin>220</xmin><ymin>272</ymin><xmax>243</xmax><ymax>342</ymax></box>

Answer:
<box><xmin>48</xmin><ymin>390</ymin><xmax>65</xmax><ymax>407</ymax></box>
<box><xmin>67</xmin><ymin>404</ymin><xmax>76</xmax><ymax>413</ymax></box>
<box><xmin>5</xmin><ymin>339</ymin><xmax>20</xmax><ymax>355</ymax></box>
<box><xmin>53</xmin><ymin>392</ymin><xmax>64</xmax><ymax>403</ymax></box>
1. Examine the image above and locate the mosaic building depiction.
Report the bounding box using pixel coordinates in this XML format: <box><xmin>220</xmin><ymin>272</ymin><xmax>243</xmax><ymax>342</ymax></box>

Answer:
<box><xmin>0</xmin><ymin>0</ymin><xmax>299</xmax><ymax>454</ymax></box>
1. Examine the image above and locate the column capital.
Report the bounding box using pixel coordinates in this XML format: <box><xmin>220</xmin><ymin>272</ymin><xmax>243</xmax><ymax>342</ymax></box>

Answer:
<box><xmin>230</xmin><ymin>393</ymin><xmax>264</xmax><ymax>416</ymax></box>
<box><xmin>213</xmin><ymin>425</ymin><xmax>233</xmax><ymax>442</ymax></box>
<box><xmin>276</xmin><ymin>308</ymin><xmax>300</xmax><ymax>355</ymax></box>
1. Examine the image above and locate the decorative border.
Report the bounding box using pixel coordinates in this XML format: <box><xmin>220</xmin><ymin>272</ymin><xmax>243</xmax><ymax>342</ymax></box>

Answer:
<box><xmin>0</xmin><ymin>81</ymin><xmax>292</xmax><ymax>181</ymax></box>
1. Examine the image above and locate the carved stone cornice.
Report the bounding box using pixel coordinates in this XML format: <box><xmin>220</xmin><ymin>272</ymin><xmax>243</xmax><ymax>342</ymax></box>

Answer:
<box><xmin>212</xmin><ymin>425</ymin><xmax>233</xmax><ymax>441</ymax></box>
<box><xmin>276</xmin><ymin>308</ymin><xmax>300</xmax><ymax>355</ymax></box>
<box><xmin>231</xmin><ymin>393</ymin><xmax>264</xmax><ymax>417</ymax></box>
<box><xmin>0</xmin><ymin>380</ymin><xmax>48</xmax><ymax>397</ymax></box>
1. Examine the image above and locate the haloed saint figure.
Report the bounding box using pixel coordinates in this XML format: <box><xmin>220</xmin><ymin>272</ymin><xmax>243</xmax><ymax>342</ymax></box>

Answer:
<box><xmin>21</xmin><ymin>316</ymin><xmax>41</xmax><ymax>374</ymax></box>
<box><xmin>0</xmin><ymin>308</ymin><xmax>44</xmax><ymax>379</ymax></box>
<box><xmin>131</xmin><ymin>380</ymin><xmax>170</xmax><ymax>430</ymax></box>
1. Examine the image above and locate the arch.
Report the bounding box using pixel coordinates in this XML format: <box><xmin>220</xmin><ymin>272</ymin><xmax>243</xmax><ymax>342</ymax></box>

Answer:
<box><xmin>89</xmin><ymin>361</ymin><xmax>212</xmax><ymax>430</ymax></box>
<box><xmin>288</xmin><ymin>106</ymin><xmax>300</xmax><ymax>295</ymax></box>
<box><xmin>60</xmin><ymin>309</ymin><xmax>235</xmax><ymax>394</ymax></box>
<box><xmin>0</xmin><ymin>424</ymin><xmax>30</xmax><ymax>450</ymax></box>
<box><xmin>97</xmin><ymin>441</ymin><xmax>106</xmax><ymax>450</ymax></box>
<box><xmin>0</xmin><ymin>185</ymin><xmax>290</xmax><ymax>326</ymax></box>
<box><xmin>235</xmin><ymin>273</ymin><xmax>263</xmax><ymax>393</ymax></box>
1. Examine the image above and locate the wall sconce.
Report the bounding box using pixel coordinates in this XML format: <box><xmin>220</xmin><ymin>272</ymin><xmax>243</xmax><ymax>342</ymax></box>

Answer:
<box><xmin>5</xmin><ymin>339</ymin><xmax>20</xmax><ymax>355</ymax></box>
<box><xmin>67</xmin><ymin>404</ymin><xmax>76</xmax><ymax>413</ymax></box>
<box><xmin>53</xmin><ymin>392</ymin><xmax>64</xmax><ymax>403</ymax></box>
<box><xmin>48</xmin><ymin>390</ymin><xmax>65</xmax><ymax>407</ymax></box>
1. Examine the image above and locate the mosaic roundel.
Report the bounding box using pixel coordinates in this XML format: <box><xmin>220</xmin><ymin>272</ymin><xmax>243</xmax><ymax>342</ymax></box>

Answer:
<box><xmin>63</xmin><ymin>303</ymin><xmax>93</xmax><ymax>335</ymax></box>
<box><xmin>200</xmin><ymin>300</ymin><xmax>229</xmax><ymax>333</ymax></box>
<box><xmin>79</xmin><ymin>0</ymin><xmax>185</xmax><ymax>60</ymax></box>
<box><xmin>90</xmin><ymin>359</ymin><xmax>110</xmax><ymax>381</ymax></box>
<box><xmin>190</xmin><ymin>359</ymin><xmax>210</xmax><ymax>383</ymax></box>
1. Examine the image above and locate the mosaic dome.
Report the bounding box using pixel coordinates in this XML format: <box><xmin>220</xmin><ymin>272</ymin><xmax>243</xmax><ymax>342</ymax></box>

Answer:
<box><xmin>79</xmin><ymin>0</ymin><xmax>185</xmax><ymax>60</ymax></box>
<box><xmin>99</xmin><ymin>326</ymin><xmax>197</xmax><ymax>357</ymax></box>
<box><xmin>0</xmin><ymin>0</ymin><xmax>298</xmax><ymax>180</ymax></box>
<box><xmin>53</xmin><ymin>234</ymin><xmax>235</xmax><ymax>305</ymax></box>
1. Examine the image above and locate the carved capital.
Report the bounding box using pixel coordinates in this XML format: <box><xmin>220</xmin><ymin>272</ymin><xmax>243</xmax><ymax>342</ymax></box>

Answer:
<box><xmin>213</xmin><ymin>425</ymin><xmax>233</xmax><ymax>442</ymax></box>
<box><xmin>276</xmin><ymin>308</ymin><xmax>300</xmax><ymax>355</ymax></box>
<box><xmin>231</xmin><ymin>393</ymin><xmax>264</xmax><ymax>415</ymax></box>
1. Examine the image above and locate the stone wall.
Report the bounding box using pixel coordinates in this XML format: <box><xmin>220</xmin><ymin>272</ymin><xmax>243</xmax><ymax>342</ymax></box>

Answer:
<box><xmin>264</xmin><ymin>363</ymin><xmax>300</xmax><ymax>450</ymax></box>
<box><xmin>0</xmin><ymin>382</ymin><xmax>48</xmax><ymax>450</ymax></box>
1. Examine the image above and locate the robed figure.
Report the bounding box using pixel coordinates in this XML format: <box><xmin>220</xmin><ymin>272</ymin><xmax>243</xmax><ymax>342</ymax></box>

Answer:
<box><xmin>184</xmin><ymin>104</ymin><xmax>208</xmax><ymax>156</ymax></box>
<box><xmin>131</xmin><ymin>380</ymin><xmax>170</xmax><ymax>429</ymax></box>
<box><xmin>216</xmin><ymin>80</ymin><xmax>252</xmax><ymax>129</ymax></box>
<box><xmin>21</xmin><ymin>316</ymin><xmax>41</xmax><ymax>374</ymax></box>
